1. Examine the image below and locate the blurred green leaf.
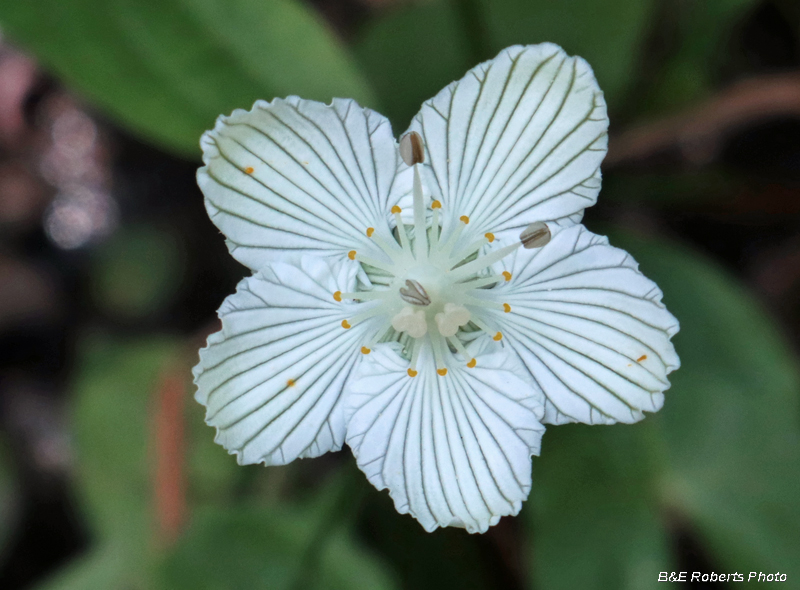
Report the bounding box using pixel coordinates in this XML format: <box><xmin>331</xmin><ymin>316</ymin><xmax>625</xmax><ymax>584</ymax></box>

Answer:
<box><xmin>91</xmin><ymin>226</ymin><xmax>183</xmax><ymax>319</ymax></box>
<box><xmin>159</xmin><ymin>503</ymin><xmax>397</xmax><ymax>590</ymax></box>
<box><xmin>528</xmin><ymin>424</ymin><xmax>672</xmax><ymax>590</ymax></box>
<box><xmin>353</xmin><ymin>1</ymin><xmax>471</xmax><ymax>132</ymax></box>
<box><xmin>613</xmin><ymin>229</ymin><xmax>800</xmax><ymax>580</ymax></box>
<box><xmin>57</xmin><ymin>335</ymin><xmax>182</xmax><ymax>589</ymax></box>
<box><xmin>0</xmin><ymin>0</ymin><xmax>376</xmax><ymax>156</ymax></box>
<box><xmin>527</xmin><ymin>228</ymin><xmax>800</xmax><ymax>587</ymax></box>
<box><xmin>479</xmin><ymin>0</ymin><xmax>657</xmax><ymax>108</ymax></box>
<box><xmin>640</xmin><ymin>0</ymin><xmax>758</xmax><ymax>114</ymax></box>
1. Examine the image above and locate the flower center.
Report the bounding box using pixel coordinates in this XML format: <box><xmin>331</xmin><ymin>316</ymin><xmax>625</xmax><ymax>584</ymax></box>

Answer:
<box><xmin>335</xmin><ymin>132</ymin><xmax>550</xmax><ymax>377</ymax></box>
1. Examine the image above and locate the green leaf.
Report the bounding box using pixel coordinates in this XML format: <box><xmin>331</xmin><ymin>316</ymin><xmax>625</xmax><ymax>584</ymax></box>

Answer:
<box><xmin>353</xmin><ymin>1</ymin><xmax>471</xmax><ymax>132</ymax></box>
<box><xmin>528</xmin><ymin>423</ymin><xmax>672</xmax><ymax>590</ymax></box>
<box><xmin>478</xmin><ymin>0</ymin><xmax>657</xmax><ymax>108</ymax></box>
<box><xmin>158</xmin><ymin>504</ymin><xmax>397</xmax><ymax>590</ymax></box>
<box><xmin>527</xmin><ymin>228</ymin><xmax>800</xmax><ymax>587</ymax></box>
<box><xmin>0</xmin><ymin>0</ymin><xmax>376</xmax><ymax>157</ymax></box>
<box><xmin>639</xmin><ymin>0</ymin><xmax>759</xmax><ymax>114</ymax></box>
<box><xmin>91</xmin><ymin>226</ymin><xmax>183</xmax><ymax>319</ymax></box>
<box><xmin>612</xmin><ymin>229</ymin><xmax>800</xmax><ymax>580</ymax></box>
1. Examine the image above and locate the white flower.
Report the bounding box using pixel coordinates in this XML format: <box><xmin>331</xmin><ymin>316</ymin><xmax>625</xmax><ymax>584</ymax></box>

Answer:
<box><xmin>193</xmin><ymin>44</ymin><xmax>680</xmax><ymax>533</ymax></box>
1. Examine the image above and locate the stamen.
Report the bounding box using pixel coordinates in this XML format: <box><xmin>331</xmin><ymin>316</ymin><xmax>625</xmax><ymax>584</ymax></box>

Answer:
<box><xmin>460</xmin><ymin>215</ymin><xmax>470</xmax><ymax>224</ymax></box>
<box><xmin>431</xmin><ymin>201</ymin><xmax>441</xmax><ymax>246</ymax></box>
<box><xmin>502</xmin><ymin>271</ymin><xmax>512</xmax><ymax>281</ymax></box>
<box><xmin>407</xmin><ymin>339</ymin><xmax>423</xmax><ymax>377</ymax></box>
<box><xmin>392</xmin><ymin>206</ymin><xmax>412</xmax><ymax>253</ymax></box>
<box><xmin>448</xmin><ymin>336</ymin><xmax>476</xmax><ymax>368</ymax></box>
<box><xmin>520</xmin><ymin>221</ymin><xmax>551</xmax><ymax>249</ymax></box>
<box><xmin>412</xmin><ymin>165</ymin><xmax>428</xmax><ymax>260</ymax></box>
<box><xmin>448</xmin><ymin>242</ymin><xmax>521</xmax><ymax>280</ymax></box>
<box><xmin>430</xmin><ymin>333</ymin><xmax>448</xmax><ymax>376</ymax></box>
<box><xmin>437</xmin><ymin>216</ymin><xmax>468</xmax><ymax>259</ymax></box>
<box><xmin>366</xmin><ymin>227</ymin><xmax>374</xmax><ymax>237</ymax></box>
<box><xmin>337</xmin><ymin>290</ymin><xmax>390</xmax><ymax>302</ymax></box>
<box><xmin>361</xmin><ymin>346</ymin><xmax>371</xmax><ymax>354</ymax></box>
<box><xmin>448</xmin><ymin>236</ymin><xmax>489</xmax><ymax>266</ymax></box>
<box><xmin>503</xmin><ymin>303</ymin><xmax>511</xmax><ymax>313</ymax></box>
<box><xmin>484</xmin><ymin>232</ymin><xmax>495</xmax><ymax>243</ymax></box>
<box><xmin>352</xmin><ymin>251</ymin><xmax>396</xmax><ymax>273</ymax></box>
<box><xmin>469</xmin><ymin>316</ymin><xmax>503</xmax><ymax>342</ymax></box>
<box><xmin>399</xmin><ymin>279</ymin><xmax>431</xmax><ymax>306</ymax></box>
<box><xmin>453</xmin><ymin>274</ymin><xmax>506</xmax><ymax>290</ymax></box>
<box><xmin>399</xmin><ymin>132</ymin><xmax>425</xmax><ymax>166</ymax></box>
<box><xmin>344</xmin><ymin>306</ymin><xmax>385</xmax><ymax>329</ymax></box>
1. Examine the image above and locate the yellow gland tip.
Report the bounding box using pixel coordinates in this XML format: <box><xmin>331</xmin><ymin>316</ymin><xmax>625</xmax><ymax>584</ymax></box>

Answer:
<box><xmin>333</xmin><ymin>291</ymin><xmax>342</xmax><ymax>302</ymax></box>
<box><xmin>493</xmin><ymin>331</ymin><xmax>503</xmax><ymax>341</ymax></box>
<box><xmin>407</xmin><ymin>368</ymin><xmax>418</xmax><ymax>377</ymax></box>
<box><xmin>341</xmin><ymin>320</ymin><xmax>351</xmax><ymax>329</ymax></box>
<box><xmin>503</xmin><ymin>303</ymin><xmax>511</xmax><ymax>313</ymax></box>
<box><xmin>391</xmin><ymin>205</ymin><xmax>402</xmax><ymax>214</ymax></box>
<box><xmin>460</xmin><ymin>215</ymin><xmax>470</xmax><ymax>224</ymax></box>
<box><xmin>287</xmin><ymin>379</ymin><xmax>296</xmax><ymax>387</ymax></box>
<box><xmin>485</xmin><ymin>232</ymin><xmax>495</xmax><ymax>242</ymax></box>
<box><xmin>244</xmin><ymin>166</ymin><xmax>255</xmax><ymax>174</ymax></box>
<box><xmin>437</xmin><ymin>368</ymin><xmax>448</xmax><ymax>376</ymax></box>
<box><xmin>348</xmin><ymin>250</ymin><xmax>357</xmax><ymax>260</ymax></box>
<box><xmin>502</xmin><ymin>271</ymin><xmax>512</xmax><ymax>281</ymax></box>
<box><xmin>467</xmin><ymin>358</ymin><xmax>477</xmax><ymax>368</ymax></box>
<box><xmin>361</xmin><ymin>346</ymin><xmax>371</xmax><ymax>355</ymax></box>
<box><xmin>366</xmin><ymin>227</ymin><xmax>375</xmax><ymax>237</ymax></box>
<box><xmin>431</xmin><ymin>200</ymin><xmax>442</xmax><ymax>209</ymax></box>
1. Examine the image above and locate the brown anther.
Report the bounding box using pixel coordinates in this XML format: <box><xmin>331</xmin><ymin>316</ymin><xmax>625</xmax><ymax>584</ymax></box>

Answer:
<box><xmin>391</xmin><ymin>205</ymin><xmax>402</xmax><ymax>214</ymax></box>
<box><xmin>431</xmin><ymin>200</ymin><xmax>442</xmax><ymax>209</ymax></box>
<box><xmin>407</xmin><ymin>368</ymin><xmax>418</xmax><ymax>377</ymax></box>
<box><xmin>520</xmin><ymin>221</ymin><xmax>551</xmax><ymax>249</ymax></box>
<box><xmin>348</xmin><ymin>250</ymin><xmax>357</xmax><ymax>260</ymax></box>
<box><xmin>361</xmin><ymin>347</ymin><xmax>371</xmax><ymax>355</ymax></box>
<box><xmin>485</xmin><ymin>232</ymin><xmax>495</xmax><ymax>243</ymax></box>
<box><xmin>636</xmin><ymin>355</ymin><xmax>647</xmax><ymax>362</ymax></box>
<box><xmin>502</xmin><ymin>271</ymin><xmax>512</xmax><ymax>282</ymax></box>
<box><xmin>493</xmin><ymin>332</ymin><xmax>503</xmax><ymax>341</ymax></box>
<box><xmin>333</xmin><ymin>291</ymin><xmax>342</xmax><ymax>302</ymax></box>
<box><xmin>399</xmin><ymin>279</ymin><xmax>431</xmax><ymax>306</ymax></box>
<box><xmin>467</xmin><ymin>358</ymin><xmax>477</xmax><ymax>368</ymax></box>
<box><xmin>366</xmin><ymin>227</ymin><xmax>375</xmax><ymax>237</ymax></box>
<box><xmin>437</xmin><ymin>368</ymin><xmax>448</xmax><ymax>376</ymax></box>
<box><xmin>460</xmin><ymin>215</ymin><xmax>470</xmax><ymax>224</ymax></box>
<box><xmin>341</xmin><ymin>320</ymin><xmax>351</xmax><ymax>329</ymax></box>
<box><xmin>400</xmin><ymin>131</ymin><xmax>425</xmax><ymax>166</ymax></box>
<box><xmin>503</xmin><ymin>303</ymin><xmax>511</xmax><ymax>313</ymax></box>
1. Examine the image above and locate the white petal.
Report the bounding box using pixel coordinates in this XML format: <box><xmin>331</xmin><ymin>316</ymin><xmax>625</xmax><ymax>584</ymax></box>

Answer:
<box><xmin>198</xmin><ymin>97</ymin><xmax>399</xmax><ymax>269</ymax></box>
<box><xmin>473</xmin><ymin>226</ymin><xmax>680</xmax><ymax>425</ymax></box>
<box><xmin>345</xmin><ymin>344</ymin><xmax>545</xmax><ymax>533</ymax></box>
<box><xmin>194</xmin><ymin>256</ymin><xmax>378</xmax><ymax>465</ymax></box>
<box><xmin>407</xmin><ymin>44</ymin><xmax>607</xmax><ymax>245</ymax></box>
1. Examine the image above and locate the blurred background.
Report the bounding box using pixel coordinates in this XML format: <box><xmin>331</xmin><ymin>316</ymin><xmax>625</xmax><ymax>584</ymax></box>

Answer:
<box><xmin>0</xmin><ymin>0</ymin><xmax>799</xmax><ymax>588</ymax></box>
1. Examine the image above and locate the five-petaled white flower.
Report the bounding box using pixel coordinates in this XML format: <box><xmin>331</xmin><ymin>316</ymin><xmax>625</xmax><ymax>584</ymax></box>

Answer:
<box><xmin>193</xmin><ymin>44</ymin><xmax>680</xmax><ymax>533</ymax></box>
